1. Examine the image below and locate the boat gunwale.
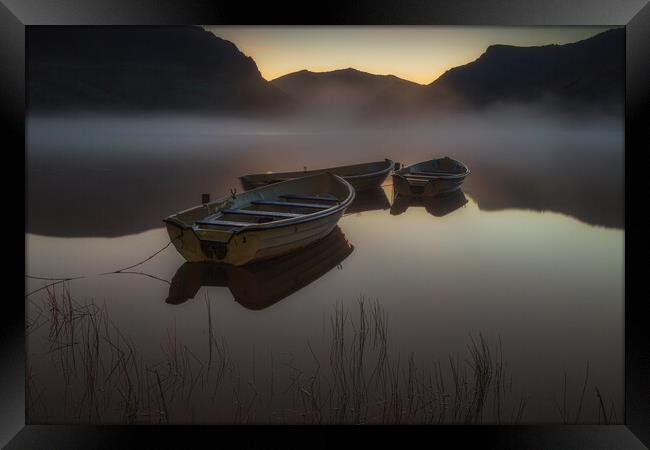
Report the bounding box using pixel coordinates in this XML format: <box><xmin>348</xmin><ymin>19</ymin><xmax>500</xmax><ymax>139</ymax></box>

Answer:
<box><xmin>163</xmin><ymin>173</ymin><xmax>355</xmax><ymax>238</ymax></box>
<box><xmin>340</xmin><ymin>159</ymin><xmax>395</xmax><ymax>180</ymax></box>
<box><xmin>239</xmin><ymin>159</ymin><xmax>395</xmax><ymax>184</ymax></box>
<box><xmin>395</xmin><ymin>158</ymin><xmax>470</xmax><ymax>180</ymax></box>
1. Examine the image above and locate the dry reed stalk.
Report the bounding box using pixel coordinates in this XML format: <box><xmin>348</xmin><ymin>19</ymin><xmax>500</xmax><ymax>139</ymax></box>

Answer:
<box><xmin>30</xmin><ymin>288</ymin><xmax>621</xmax><ymax>425</ymax></box>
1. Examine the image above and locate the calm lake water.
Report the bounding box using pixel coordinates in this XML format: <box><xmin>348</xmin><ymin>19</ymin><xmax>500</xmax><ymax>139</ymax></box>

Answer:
<box><xmin>25</xmin><ymin>114</ymin><xmax>624</xmax><ymax>424</ymax></box>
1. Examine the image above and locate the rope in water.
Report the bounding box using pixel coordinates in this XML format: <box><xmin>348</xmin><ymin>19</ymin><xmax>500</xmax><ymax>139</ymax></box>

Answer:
<box><xmin>99</xmin><ymin>236</ymin><xmax>180</xmax><ymax>275</ymax></box>
<box><xmin>24</xmin><ymin>234</ymin><xmax>182</xmax><ymax>298</ymax></box>
<box><xmin>26</xmin><ymin>275</ymin><xmax>84</xmax><ymax>281</ymax></box>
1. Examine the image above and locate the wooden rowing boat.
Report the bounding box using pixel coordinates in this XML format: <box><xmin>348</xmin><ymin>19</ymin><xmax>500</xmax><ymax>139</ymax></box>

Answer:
<box><xmin>163</xmin><ymin>172</ymin><xmax>354</xmax><ymax>266</ymax></box>
<box><xmin>240</xmin><ymin>159</ymin><xmax>394</xmax><ymax>192</ymax></box>
<box><xmin>165</xmin><ymin>227</ymin><xmax>354</xmax><ymax>309</ymax></box>
<box><xmin>392</xmin><ymin>157</ymin><xmax>469</xmax><ymax>197</ymax></box>
<box><xmin>390</xmin><ymin>189</ymin><xmax>468</xmax><ymax>217</ymax></box>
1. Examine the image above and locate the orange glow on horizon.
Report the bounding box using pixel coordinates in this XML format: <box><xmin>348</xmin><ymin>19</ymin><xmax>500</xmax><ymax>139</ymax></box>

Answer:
<box><xmin>203</xmin><ymin>26</ymin><xmax>615</xmax><ymax>85</ymax></box>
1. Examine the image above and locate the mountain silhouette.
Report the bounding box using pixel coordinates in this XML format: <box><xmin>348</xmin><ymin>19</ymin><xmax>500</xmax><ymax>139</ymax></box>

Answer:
<box><xmin>271</xmin><ymin>68</ymin><xmax>421</xmax><ymax>113</ymax></box>
<box><xmin>28</xmin><ymin>26</ymin><xmax>291</xmax><ymax>114</ymax></box>
<box><xmin>27</xmin><ymin>27</ymin><xmax>623</xmax><ymax>116</ymax></box>
<box><xmin>372</xmin><ymin>28</ymin><xmax>624</xmax><ymax>115</ymax></box>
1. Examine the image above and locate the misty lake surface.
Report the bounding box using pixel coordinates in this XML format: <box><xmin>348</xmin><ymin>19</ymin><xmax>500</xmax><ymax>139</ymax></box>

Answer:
<box><xmin>25</xmin><ymin>113</ymin><xmax>624</xmax><ymax>424</ymax></box>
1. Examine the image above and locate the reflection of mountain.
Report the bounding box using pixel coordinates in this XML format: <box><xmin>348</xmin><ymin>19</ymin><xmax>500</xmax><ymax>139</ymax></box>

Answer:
<box><xmin>27</xmin><ymin>26</ymin><xmax>291</xmax><ymax>114</ymax></box>
<box><xmin>344</xmin><ymin>188</ymin><xmax>390</xmax><ymax>215</ymax></box>
<box><xmin>464</xmin><ymin>156</ymin><xmax>624</xmax><ymax>229</ymax></box>
<box><xmin>27</xmin><ymin>159</ymin><xmax>247</xmax><ymax>238</ymax></box>
<box><xmin>166</xmin><ymin>227</ymin><xmax>353</xmax><ymax>310</ymax></box>
<box><xmin>390</xmin><ymin>189</ymin><xmax>468</xmax><ymax>217</ymax></box>
<box><xmin>26</xmin><ymin>146</ymin><xmax>623</xmax><ymax>237</ymax></box>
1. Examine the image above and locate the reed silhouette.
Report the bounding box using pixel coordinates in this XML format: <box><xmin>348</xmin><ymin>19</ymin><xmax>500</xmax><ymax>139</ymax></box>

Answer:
<box><xmin>26</xmin><ymin>284</ymin><xmax>618</xmax><ymax>424</ymax></box>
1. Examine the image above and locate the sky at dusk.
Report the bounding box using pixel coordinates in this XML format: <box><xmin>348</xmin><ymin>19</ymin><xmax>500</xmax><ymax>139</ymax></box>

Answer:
<box><xmin>203</xmin><ymin>26</ymin><xmax>614</xmax><ymax>84</ymax></box>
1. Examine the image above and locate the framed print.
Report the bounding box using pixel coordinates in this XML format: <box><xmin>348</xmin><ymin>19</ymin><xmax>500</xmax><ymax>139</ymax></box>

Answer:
<box><xmin>2</xmin><ymin>0</ymin><xmax>648</xmax><ymax>448</ymax></box>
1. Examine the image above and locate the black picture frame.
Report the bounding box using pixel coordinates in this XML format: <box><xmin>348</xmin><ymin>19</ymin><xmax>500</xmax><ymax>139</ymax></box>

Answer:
<box><xmin>2</xmin><ymin>0</ymin><xmax>648</xmax><ymax>448</ymax></box>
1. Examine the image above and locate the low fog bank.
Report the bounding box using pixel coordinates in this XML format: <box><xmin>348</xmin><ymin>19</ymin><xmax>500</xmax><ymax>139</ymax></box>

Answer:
<box><xmin>26</xmin><ymin>108</ymin><xmax>623</xmax><ymax>237</ymax></box>
<box><xmin>28</xmin><ymin>106</ymin><xmax>623</xmax><ymax>160</ymax></box>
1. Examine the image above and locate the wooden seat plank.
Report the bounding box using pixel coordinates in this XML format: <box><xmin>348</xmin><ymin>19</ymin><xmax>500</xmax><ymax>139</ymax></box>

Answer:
<box><xmin>251</xmin><ymin>200</ymin><xmax>332</xmax><ymax>210</ymax></box>
<box><xmin>401</xmin><ymin>177</ymin><xmax>429</xmax><ymax>183</ymax></box>
<box><xmin>195</xmin><ymin>219</ymin><xmax>253</xmax><ymax>228</ymax></box>
<box><xmin>403</xmin><ymin>174</ymin><xmax>448</xmax><ymax>180</ymax></box>
<box><xmin>279</xmin><ymin>194</ymin><xmax>339</xmax><ymax>202</ymax></box>
<box><xmin>410</xmin><ymin>171</ymin><xmax>460</xmax><ymax>176</ymax></box>
<box><xmin>402</xmin><ymin>174</ymin><xmax>437</xmax><ymax>179</ymax></box>
<box><xmin>220</xmin><ymin>208</ymin><xmax>301</xmax><ymax>218</ymax></box>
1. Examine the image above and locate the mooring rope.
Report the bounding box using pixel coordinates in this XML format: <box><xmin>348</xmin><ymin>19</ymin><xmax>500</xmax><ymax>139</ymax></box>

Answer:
<box><xmin>98</xmin><ymin>235</ymin><xmax>180</xmax><ymax>275</ymax></box>
<box><xmin>25</xmin><ymin>275</ymin><xmax>84</xmax><ymax>281</ymax></box>
<box><xmin>24</xmin><ymin>234</ymin><xmax>182</xmax><ymax>297</ymax></box>
<box><xmin>114</xmin><ymin>271</ymin><xmax>172</xmax><ymax>285</ymax></box>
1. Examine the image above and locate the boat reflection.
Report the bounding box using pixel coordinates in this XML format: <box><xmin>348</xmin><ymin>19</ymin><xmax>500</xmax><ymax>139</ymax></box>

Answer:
<box><xmin>344</xmin><ymin>188</ymin><xmax>390</xmax><ymax>215</ymax></box>
<box><xmin>166</xmin><ymin>227</ymin><xmax>354</xmax><ymax>310</ymax></box>
<box><xmin>390</xmin><ymin>189</ymin><xmax>468</xmax><ymax>217</ymax></box>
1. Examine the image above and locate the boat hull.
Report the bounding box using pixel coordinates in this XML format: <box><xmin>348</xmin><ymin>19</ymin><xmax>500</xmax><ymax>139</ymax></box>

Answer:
<box><xmin>392</xmin><ymin>173</ymin><xmax>466</xmax><ymax>197</ymax></box>
<box><xmin>347</xmin><ymin>171</ymin><xmax>391</xmax><ymax>192</ymax></box>
<box><xmin>166</xmin><ymin>209</ymin><xmax>344</xmax><ymax>266</ymax></box>
<box><xmin>392</xmin><ymin>157</ymin><xmax>469</xmax><ymax>198</ymax></box>
<box><xmin>164</xmin><ymin>172</ymin><xmax>354</xmax><ymax>266</ymax></box>
<box><xmin>240</xmin><ymin>159</ymin><xmax>394</xmax><ymax>192</ymax></box>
